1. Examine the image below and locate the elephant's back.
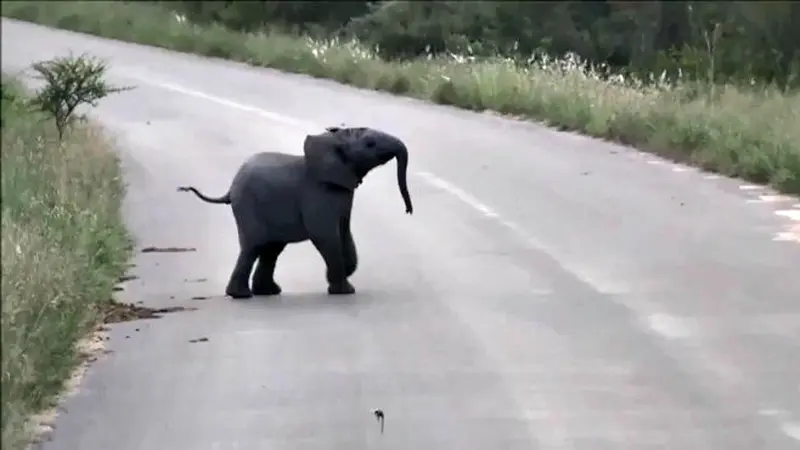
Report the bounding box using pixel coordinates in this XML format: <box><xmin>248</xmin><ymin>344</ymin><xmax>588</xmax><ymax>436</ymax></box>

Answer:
<box><xmin>240</xmin><ymin>151</ymin><xmax>302</xmax><ymax>173</ymax></box>
<box><xmin>232</xmin><ymin>152</ymin><xmax>304</xmax><ymax>194</ymax></box>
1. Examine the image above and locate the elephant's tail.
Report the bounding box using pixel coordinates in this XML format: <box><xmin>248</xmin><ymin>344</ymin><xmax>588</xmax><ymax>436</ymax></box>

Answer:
<box><xmin>177</xmin><ymin>186</ymin><xmax>231</xmax><ymax>204</ymax></box>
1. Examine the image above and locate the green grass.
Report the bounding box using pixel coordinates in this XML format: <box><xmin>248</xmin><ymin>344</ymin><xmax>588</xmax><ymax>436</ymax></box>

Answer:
<box><xmin>1</xmin><ymin>75</ymin><xmax>131</xmax><ymax>450</ymax></box>
<box><xmin>3</xmin><ymin>1</ymin><xmax>800</xmax><ymax>195</ymax></box>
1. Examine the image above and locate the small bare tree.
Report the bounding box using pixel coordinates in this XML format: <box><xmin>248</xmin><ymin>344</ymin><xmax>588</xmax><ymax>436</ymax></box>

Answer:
<box><xmin>27</xmin><ymin>53</ymin><xmax>134</xmax><ymax>140</ymax></box>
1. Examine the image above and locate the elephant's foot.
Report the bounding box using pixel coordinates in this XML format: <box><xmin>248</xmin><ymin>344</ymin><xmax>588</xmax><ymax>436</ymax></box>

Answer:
<box><xmin>327</xmin><ymin>280</ymin><xmax>355</xmax><ymax>295</ymax></box>
<box><xmin>225</xmin><ymin>282</ymin><xmax>253</xmax><ymax>299</ymax></box>
<box><xmin>252</xmin><ymin>280</ymin><xmax>282</xmax><ymax>296</ymax></box>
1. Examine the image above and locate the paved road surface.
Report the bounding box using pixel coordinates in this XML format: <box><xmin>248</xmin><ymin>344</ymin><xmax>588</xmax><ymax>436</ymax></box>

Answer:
<box><xmin>3</xmin><ymin>18</ymin><xmax>800</xmax><ymax>450</ymax></box>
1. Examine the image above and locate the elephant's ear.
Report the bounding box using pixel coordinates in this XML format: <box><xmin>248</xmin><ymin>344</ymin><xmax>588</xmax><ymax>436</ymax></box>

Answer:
<box><xmin>303</xmin><ymin>134</ymin><xmax>360</xmax><ymax>191</ymax></box>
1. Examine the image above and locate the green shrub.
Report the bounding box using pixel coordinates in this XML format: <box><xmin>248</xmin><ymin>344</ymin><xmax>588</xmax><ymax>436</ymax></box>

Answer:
<box><xmin>27</xmin><ymin>53</ymin><xmax>133</xmax><ymax>139</ymax></box>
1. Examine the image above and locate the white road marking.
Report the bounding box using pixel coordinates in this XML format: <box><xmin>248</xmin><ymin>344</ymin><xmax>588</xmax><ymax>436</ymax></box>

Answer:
<box><xmin>759</xmin><ymin>409</ymin><xmax>782</xmax><ymax>418</ymax></box>
<box><xmin>739</xmin><ymin>184</ymin><xmax>763</xmax><ymax>191</ymax></box>
<box><xmin>773</xmin><ymin>222</ymin><xmax>800</xmax><ymax>243</ymax></box>
<box><xmin>414</xmin><ymin>171</ymin><xmax>630</xmax><ymax>295</ymax></box>
<box><xmin>776</xmin><ymin>210</ymin><xmax>800</xmax><ymax>221</ymax></box>
<box><xmin>414</xmin><ymin>172</ymin><xmax>500</xmax><ymax>219</ymax></box>
<box><xmin>746</xmin><ymin>194</ymin><xmax>796</xmax><ymax>204</ymax></box>
<box><xmin>644</xmin><ymin>313</ymin><xmax>693</xmax><ymax>340</ymax></box>
<box><xmin>671</xmin><ymin>166</ymin><xmax>690</xmax><ymax>173</ymax></box>
<box><xmin>153</xmin><ymin>81</ymin><xmax>318</xmax><ymax>132</ymax></box>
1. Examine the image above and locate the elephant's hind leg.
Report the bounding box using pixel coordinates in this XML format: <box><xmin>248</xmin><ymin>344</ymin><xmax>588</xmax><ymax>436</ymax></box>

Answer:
<box><xmin>252</xmin><ymin>242</ymin><xmax>287</xmax><ymax>296</ymax></box>
<box><xmin>226</xmin><ymin>245</ymin><xmax>259</xmax><ymax>299</ymax></box>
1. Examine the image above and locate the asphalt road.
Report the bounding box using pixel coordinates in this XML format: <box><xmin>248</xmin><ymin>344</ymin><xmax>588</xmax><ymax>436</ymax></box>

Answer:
<box><xmin>3</xmin><ymin>18</ymin><xmax>800</xmax><ymax>450</ymax></box>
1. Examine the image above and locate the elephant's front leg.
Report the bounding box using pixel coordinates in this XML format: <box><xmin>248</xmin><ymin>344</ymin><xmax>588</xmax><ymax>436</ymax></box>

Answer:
<box><xmin>341</xmin><ymin>218</ymin><xmax>358</xmax><ymax>278</ymax></box>
<box><xmin>251</xmin><ymin>242</ymin><xmax>287</xmax><ymax>296</ymax></box>
<box><xmin>310</xmin><ymin>229</ymin><xmax>355</xmax><ymax>295</ymax></box>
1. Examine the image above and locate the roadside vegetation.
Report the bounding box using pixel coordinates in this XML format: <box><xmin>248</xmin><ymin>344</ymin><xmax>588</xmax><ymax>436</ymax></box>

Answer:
<box><xmin>2</xmin><ymin>1</ymin><xmax>799</xmax><ymax>194</ymax></box>
<box><xmin>1</xmin><ymin>56</ymin><xmax>131</xmax><ymax>450</ymax></box>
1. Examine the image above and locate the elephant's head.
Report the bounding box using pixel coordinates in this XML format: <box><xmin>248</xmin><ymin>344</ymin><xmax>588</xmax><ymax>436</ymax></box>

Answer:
<box><xmin>303</xmin><ymin>127</ymin><xmax>413</xmax><ymax>214</ymax></box>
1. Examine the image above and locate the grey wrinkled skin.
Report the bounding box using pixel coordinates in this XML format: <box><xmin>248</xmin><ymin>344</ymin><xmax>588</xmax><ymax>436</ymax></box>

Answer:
<box><xmin>178</xmin><ymin>126</ymin><xmax>413</xmax><ymax>298</ymax></box>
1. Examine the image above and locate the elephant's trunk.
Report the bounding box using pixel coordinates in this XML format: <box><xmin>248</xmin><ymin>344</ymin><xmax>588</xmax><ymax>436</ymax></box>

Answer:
<box><xmin>394</xmin><ymin>145</ymin><xmax>413</xmax><ymax>214</ymax></box>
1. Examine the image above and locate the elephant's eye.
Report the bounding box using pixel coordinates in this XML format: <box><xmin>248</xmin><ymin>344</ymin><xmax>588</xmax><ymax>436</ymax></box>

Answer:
<box><xmin>365</xmin><ymin>139</ymin><xmax>376</xmax><ymax>148</ymax></box>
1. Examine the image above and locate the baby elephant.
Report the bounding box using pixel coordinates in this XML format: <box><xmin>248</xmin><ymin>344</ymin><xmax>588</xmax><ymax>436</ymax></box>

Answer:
<box><xmin>178</xmin><ymin>126</ymin><xmax>413</xmax><ymax>298</ymax></box>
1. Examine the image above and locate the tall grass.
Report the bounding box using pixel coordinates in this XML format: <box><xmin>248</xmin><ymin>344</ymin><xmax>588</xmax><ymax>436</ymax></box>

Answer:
<box><xmin>3</xmin><ymin>1</ymin><xmax>799</xmax><ymax>194</ymax></box>
<box><xmin>1</xmin><ymin>76</ymin><xmax>131</xmax><ymax>450</ymax></box>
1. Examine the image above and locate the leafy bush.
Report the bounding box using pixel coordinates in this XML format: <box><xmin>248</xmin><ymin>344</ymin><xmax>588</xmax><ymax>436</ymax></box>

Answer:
<box><xmin>27</xmin><ymin>53</ymin><xmax>133</xmax><ymax>140</ymax></box>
